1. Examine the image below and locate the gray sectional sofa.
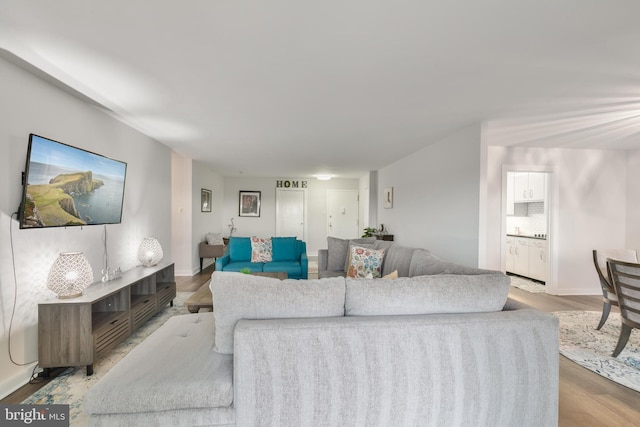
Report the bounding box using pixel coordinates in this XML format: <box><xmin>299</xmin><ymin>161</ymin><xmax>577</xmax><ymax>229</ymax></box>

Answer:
<box><xmin>318</xmin><ymin>236</ymin><xmax>493</xmax><ymax>278</ymax></box>
<box><xmin>84</xmin><ymin>265</ymin><xmax>559</xmax><ymax>426</ymax></box>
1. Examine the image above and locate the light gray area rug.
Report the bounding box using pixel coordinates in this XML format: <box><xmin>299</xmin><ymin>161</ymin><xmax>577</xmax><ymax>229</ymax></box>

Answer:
<box><xmin>510</xmin><ymin>275</ymin><xmax>546</xmax><ymax>293</ymax></box>
<box><xmin>555</xmin><ymin>310</ymin><xmax>640</xmax><ymax>392</ymax></box>
<box><xmin>22</xmin><ymin>292</ymin><xmax>194</xmax><ymax>426</ymax></box>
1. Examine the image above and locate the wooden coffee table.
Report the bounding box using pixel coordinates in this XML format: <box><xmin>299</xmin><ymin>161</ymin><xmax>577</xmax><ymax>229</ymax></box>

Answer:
<box><xmin>185</xmin><ymin>271</ymin><xmax>288</xmax><ymax>313</ymax></box>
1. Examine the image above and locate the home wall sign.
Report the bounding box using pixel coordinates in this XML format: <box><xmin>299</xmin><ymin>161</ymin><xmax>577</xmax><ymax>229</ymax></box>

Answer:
<box><xmin>276</xmin><ymin>180</ymin><xmax>307</xmax><ymax>188</ymax></box>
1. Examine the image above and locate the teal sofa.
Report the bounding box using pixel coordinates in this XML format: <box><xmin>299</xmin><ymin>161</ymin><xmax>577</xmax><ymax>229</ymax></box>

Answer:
<box><xmin>216</xmin><ymin>236</ymin><xmax>308</xmax><ymax>279</ymax></box>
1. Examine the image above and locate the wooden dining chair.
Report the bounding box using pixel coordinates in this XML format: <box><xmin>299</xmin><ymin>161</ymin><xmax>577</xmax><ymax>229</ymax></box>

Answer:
<box><xmin>593</xmin><ymin>249</ymin><xmax>637</xmax><ymax>330</ymax></box>
<box><xmin>606</xmin><ymin>258</ymin><xmax>640</xmax><ymax>357</ymax></box>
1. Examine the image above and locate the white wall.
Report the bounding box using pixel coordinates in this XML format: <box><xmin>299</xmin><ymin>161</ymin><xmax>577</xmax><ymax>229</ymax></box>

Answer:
<box><xmin>222</xmin><ymin>176</ymin><xmax>359</xmax><ymax>255</ymax></box>
<box><xmin>171</xmin><ymin>152</ymin><xmax>192</xmax><ymax>276</ymax></box>
<box><xmin>377</xmin><ymin>124</ymin><xmax>482</xmax><ymax>266</ymax></box>
<box><xmin>485</xmin><ymin>146</ymin><xmax>628</xmax><ymax>295</ymax></box>
<box><xmin>626</xmin><ymin>150</ymin><xmax>640</xmax><ymax>250</ymax></box>
<box><xmin>359</xmin><ymin>171</ymin><xmax>378</xmax><ymax>229</ymax></box>
<box><xmin>0</xmin><ymin>57</ymin><xmax>172</xmax><ymax>398</ymax></box>
<box><xmin>191</xmin><ymin>160</ymin><xmax>224</xmax><ymax>272</ymax></box>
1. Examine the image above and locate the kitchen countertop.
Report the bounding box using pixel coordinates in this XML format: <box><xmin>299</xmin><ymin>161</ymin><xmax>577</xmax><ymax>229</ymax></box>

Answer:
<box><xmin>506</xmin><ymin>233</ymin><xmax>547</xmax><ymax>240</ymax></box>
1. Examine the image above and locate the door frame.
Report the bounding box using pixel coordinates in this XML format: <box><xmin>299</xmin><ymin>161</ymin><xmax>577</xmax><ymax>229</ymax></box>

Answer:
<box><xmin>501</xmin><ymin>165</ymin><xmax>558</xmax><ymax>295</ymax></box>
<box><xmin>326</xmin><ymin>189</ymin><xmax>360</xmax><ymax>238</ymax></box>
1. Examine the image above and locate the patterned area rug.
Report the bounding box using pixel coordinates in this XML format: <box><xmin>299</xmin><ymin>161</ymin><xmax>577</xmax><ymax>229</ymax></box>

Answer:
<box><xmin>555</xmin><ymin>310</ymin><xmax>640</xmax><ymax>392</ymax></box>
<box><xmin>510</xmin><ymin>275</ymin><xmax>546</xmax><ymax>293</ymax></box>
<box><xmin>22</xmin><ymin>292</ymin><xmax>193</xmax><ymax>426</ymax></box>
<box><xmin>308</xmin><ymin>259</ymin><xmax>318</xmax><ymax>274</ymax></box>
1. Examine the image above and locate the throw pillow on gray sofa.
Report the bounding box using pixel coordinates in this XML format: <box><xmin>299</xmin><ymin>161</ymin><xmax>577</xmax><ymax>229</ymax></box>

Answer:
<box><xmin>326</xmin><ymin>236</ymin><xmax>377</xmax><ymax>272</ymax></box>
<box><xmin>210</xmin><ymin>272</ymin><xmax>346</xmax><ymax>354</ymax></box>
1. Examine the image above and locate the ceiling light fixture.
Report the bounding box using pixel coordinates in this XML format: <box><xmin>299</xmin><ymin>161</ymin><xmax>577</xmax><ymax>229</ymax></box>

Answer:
<box><xmin>315</xmin><ymin>174</ymin><xmax>333</xmax><ymax>181</ymax></box>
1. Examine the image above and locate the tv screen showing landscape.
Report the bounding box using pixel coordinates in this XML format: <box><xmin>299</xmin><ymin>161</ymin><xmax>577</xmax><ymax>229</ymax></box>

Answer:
<box><xmin>19</xmin><ymin>134</ymin><xmax>127</xmax><ymax>229</ymax></box>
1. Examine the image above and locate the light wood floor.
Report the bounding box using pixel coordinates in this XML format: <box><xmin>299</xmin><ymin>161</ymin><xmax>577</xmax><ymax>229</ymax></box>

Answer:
<box><xmin>4</xmin><ymin>268</ymin><xmax>640</xmax><ymax>426</ymax></box>
<box><xmin>509</xmin><ymin>286</ymin><xmax>640</xmax><ymax>426</ymax></box>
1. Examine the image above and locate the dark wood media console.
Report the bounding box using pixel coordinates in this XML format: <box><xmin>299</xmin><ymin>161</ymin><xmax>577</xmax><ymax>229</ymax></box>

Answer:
<box><xmin>38</xmin><ymin>261</ymin><xmax>176</xmax><ymax>375</ymax></box>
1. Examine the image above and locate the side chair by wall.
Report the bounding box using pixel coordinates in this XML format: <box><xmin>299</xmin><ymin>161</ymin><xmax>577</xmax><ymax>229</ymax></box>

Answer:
<box><xmin>606</xmin><ymin>258</ymin><xmax>640</xmax><ymax>357</ymax></box>
<box><xmin>592</xmin><ymin>249</ymin><xmax>638</xmax><ymax>330</ymax></box>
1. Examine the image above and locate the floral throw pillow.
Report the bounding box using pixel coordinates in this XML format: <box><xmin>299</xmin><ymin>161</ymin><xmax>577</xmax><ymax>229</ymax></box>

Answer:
<box><xmin>347</xmin><ymin>245</ymin><xmax>385</xmax><ymax>278</ymax></box>
<box><xmin>250</xmin><ymin>237</ymin><xmax>272</xmax><ymax>262</ymax></box>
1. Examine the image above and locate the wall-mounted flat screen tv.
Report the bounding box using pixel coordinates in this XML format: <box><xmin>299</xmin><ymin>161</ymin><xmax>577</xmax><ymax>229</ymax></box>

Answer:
<box><xmin>19</xmin><ymin>134</ymin><xmax>127</xmax><ymax>229</ymax></box>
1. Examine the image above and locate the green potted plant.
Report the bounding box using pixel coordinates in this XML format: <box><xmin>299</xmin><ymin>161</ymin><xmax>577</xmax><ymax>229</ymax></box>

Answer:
<box><xmin>361</xmin><ymin>227</ymin><xmax>378</xmax><ymax>238</ymax></box>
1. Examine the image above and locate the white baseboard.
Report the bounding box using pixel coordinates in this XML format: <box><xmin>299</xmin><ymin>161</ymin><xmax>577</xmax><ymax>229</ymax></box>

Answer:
<box><xmin>553</xmin><ymin>287</ymin><xmax>601</xmax><ymax>296</ymax></box>
<box><xmin>0</xmin><ymin>363</ymin><xmax>38</xmax><ymax>400</ymax></box>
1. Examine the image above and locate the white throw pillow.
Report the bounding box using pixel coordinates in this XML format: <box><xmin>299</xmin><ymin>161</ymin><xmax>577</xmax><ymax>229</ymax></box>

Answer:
<box><xmin>205</xmin><ymin>232</ymin><xmax>224</xmax><ymax>245</ymax></box>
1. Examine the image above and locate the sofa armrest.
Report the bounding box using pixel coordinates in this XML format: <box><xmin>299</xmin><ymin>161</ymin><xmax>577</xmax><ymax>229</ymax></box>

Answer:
<box><xmin>317</xmin><ymin>249</ymin><xmax>328</xmax><ymax>271</ymax></box>
<box><xmin>300</xmin><ymin>252</ymin><xmax>308</xmax><ymax>279</ymax></box>
<box><xmin>234</xmin><ymin>308</ymin><xmax>558</xmax><ymax>426</ymax></box>
<box><xmin>216</xmin><ymin>254</ymin><xmax>231</xmax><ymax>271</ymax></box>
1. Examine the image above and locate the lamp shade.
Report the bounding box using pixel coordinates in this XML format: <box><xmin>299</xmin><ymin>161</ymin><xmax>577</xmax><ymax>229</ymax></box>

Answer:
<box><xmin>138</xmin><ymin>237</ymin><xmax>163</xmax><ymax>267</ymax></box>
<box><xmin>47</xmin><ymin>252</ymin><xmax>93</xmax><ymax>299</ymax></box>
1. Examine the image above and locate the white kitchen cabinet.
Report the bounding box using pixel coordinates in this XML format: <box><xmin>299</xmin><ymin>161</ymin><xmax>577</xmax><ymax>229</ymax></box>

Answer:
<box><xmin>506</xmin><ymin>235</ymin><xmax>547</xmax><ymax>282</ymax></box>
<box><xmin>514</xmin><ymin>173</ymin><xmax>529</xmax><ymax>203</ymax></box>
<box><xmin>528</xmin><ymin>239</ymin><xmax>547</xmax><ymax>282</ymax></box>
<box><xmin>506</xmin><ymin>237</ymin><xmax>515</xmax><ymax>271</ymax></box>
<box><xmin>514</xmin><ymin>172</ymin><xmax>545</xmax><ymax>203</ymax></box>
<box><xmin>513</xmin><ymin>238</ymin><xmax>529</xmax><ymax>276</ymax></box>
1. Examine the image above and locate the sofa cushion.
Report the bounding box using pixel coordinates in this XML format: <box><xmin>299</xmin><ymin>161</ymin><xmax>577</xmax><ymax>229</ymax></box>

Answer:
<box><xmin>250</xmin><ymin>237</ymin><xmax>272</xmax><ymax>262</ymax></box>
<box><xmin>210</xmin><ymin>272</ymin><xmax>346</xmax><ymax>354</ymax></box>
<box><xmin>344</xmin><ymin>273</ymin><xmax>510</xmax><ymax>316</ymax></box>
<box><xmin>271</xmin><ymin>237</ymin><xmax>298</xmax><ymax>261</ymax></box>
<box><xmin>346</xmin><ymin>246</ymin><xmax>386</xmax><ymax>278</ymax></box>
<box><xmin>84</xmin><ymin>313</ymin><xmax>233</xmax><ymax>415</ymax></box>
<box><xmin>326</xmin><ymin>236</ymin><xmax>377</xmax><ymax>272</ymax></box>
<box><xmin>381</xmin><ymin>245</ymin><xmax>416</xmax><ymax>277</ymax></box>
<box><xmin>228</xmin><ymin>237</ymin><xmax>251</xmax><ymax>262</ymax></box>
<box><xmin>262</xmin><ymin>261</ymin><xmax>301</xmax><ymax>277</ymax></box>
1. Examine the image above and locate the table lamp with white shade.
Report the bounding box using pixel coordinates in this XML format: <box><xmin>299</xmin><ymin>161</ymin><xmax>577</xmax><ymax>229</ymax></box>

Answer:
<box><xmin>137</xmin><ymin>237</ymin><xmax>163</xmax><ymax>267</ymax></box>
<box><xmin>47</xmin><ymin>252</ymin><xmax>94</xmax><ymax>298</ymax></box>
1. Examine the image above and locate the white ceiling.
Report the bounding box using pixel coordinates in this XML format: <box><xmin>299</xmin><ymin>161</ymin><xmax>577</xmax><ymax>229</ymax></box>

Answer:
<box><xmin>2</xmin><ymin>0</ymin><xmax>640</xmax><ymax>178</ymax></box>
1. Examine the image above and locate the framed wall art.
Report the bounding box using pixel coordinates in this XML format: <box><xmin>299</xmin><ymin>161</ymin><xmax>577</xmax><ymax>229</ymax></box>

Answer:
<box><xmin>239</xmin><ymin>191</ymin><xmax>261</xmax><ymax>217</ymax></box>
<box><xmin>383</xmin><ymin>187</ymin><xmax>393</xmax><ymax>209</ymax></box>
<box><xmin>201</xmin><ymin>188</ymin><xmax>212</xmax><ymax>212</ymax></box>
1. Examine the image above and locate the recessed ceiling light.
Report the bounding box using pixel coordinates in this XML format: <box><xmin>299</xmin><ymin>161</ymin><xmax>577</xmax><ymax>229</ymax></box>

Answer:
<box><xmin>315</xmin><ymin>174</ymin><xmax>332</xmax><ymax>180</ymax></box>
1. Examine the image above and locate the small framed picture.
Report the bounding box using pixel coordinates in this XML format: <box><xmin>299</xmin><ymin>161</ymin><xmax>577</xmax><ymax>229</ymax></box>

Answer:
<box><xmin>239</xmin><ymin>191</ymin><xmax>261</xmax><ymax>217</ymax></box>
<box><xmin>201</xmin><ymin>188</ymin><xmax>212</xmax><ymax>212</ymax></box>
<box><xmin>383</xmin><ymin>187</ymin><xmax>393</xmax><ymax>209</ymax></box>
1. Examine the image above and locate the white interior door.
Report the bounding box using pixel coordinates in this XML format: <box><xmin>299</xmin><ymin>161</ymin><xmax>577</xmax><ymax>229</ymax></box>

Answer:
<box><xmin>276</xmin><ymin>189</ymin><xmax>305</xmax><ymax>239</ymax></box>
<box><xmin>327</xmin><ymin>190</ymin><xmax>359</xmax><ymax>238</ymax></box>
